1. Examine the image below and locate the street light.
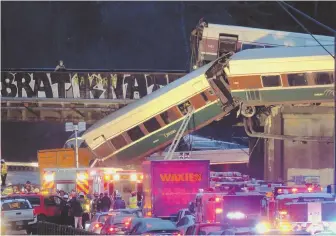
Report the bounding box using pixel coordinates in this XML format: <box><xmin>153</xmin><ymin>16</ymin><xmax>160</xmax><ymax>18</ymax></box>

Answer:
<box><xmin>65</xmin><ymin>122</ymin><xmax>86</xmax><ymax>168</ymax></box>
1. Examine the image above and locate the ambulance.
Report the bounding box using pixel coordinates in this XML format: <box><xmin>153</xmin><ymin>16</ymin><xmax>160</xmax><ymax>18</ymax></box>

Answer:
<box><xmin>272</xmin><ymin>192</ymin><xmax>335</xmax><ymax>232</ymax></box>
<box><xmin>284</xmin><ymin>200</ymin><xmax>336</xmax><ymax>234</ymax></box>
<box><xmin>41</xmin><ymin>168</ymin><xmax>143</xmax><ymax>201</ymax></box>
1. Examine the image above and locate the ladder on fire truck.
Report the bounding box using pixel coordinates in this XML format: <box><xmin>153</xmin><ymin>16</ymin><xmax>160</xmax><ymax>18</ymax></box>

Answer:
<box><xmin>165</xmin><ymin>107</ymin><xmax>194</xmax><ymax>160</ymax></box>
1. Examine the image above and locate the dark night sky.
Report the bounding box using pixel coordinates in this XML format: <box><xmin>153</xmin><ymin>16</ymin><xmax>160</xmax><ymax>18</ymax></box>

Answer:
<box><xmin>1</xmin><ymin>1</ymin><xmax>335</xmax><ymax>162</ymax></box>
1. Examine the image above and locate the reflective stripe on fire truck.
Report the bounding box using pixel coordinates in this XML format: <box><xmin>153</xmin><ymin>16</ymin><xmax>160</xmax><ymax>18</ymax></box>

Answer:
<box><xmin>76</xmin><ymin>171</ymin><xmax>89</xmax><ymax>194</ymax></box>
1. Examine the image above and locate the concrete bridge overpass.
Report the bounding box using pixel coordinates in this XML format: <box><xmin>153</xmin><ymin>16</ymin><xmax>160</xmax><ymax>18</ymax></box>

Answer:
<box><xmin>1</xmin><ymin>70</ymin><xmax>185</xmax><ymax>123</ymax></box>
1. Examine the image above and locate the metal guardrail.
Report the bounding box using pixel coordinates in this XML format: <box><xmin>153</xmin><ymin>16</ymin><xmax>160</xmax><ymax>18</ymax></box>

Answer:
<box><xmin>37</xmin><ymin>221</ymin><xmax>97</xmax><ymax>235</ymax></box>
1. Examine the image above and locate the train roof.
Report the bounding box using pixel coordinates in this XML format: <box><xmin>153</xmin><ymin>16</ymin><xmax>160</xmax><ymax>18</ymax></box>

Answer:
<box><xmin>226</xmin><ymin>45</ymin><xmax>335</xmax><ymax>76</ymax></box>
<box><xmin>204</xmin><ymin>23</ymin><xmax>334</xmax><ymax>44</ymax></box>
<box><xmin>82</xmin><ymin>61</ymin><xmax>214</xmax><ymax>141</ymax></box>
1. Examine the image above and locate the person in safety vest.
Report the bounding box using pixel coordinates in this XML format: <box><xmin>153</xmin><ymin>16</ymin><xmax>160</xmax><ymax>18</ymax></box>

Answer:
<box><xmin>79</xmin><ymin>193</ymin><xmax>90</xmax><ymax>228</ymax></box>
<box><xmin>128</xmin><ymin>192</ymin><xmax>138</xmax><ymax>209</ymax></box>
<box><xmin>1</xmin><ymin>159</ymin><xmax>8</xmax><ymax>186</ymax></box>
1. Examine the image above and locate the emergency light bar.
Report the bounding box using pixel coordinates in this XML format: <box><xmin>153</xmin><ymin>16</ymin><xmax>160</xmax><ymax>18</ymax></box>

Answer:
<box><xmin>274</xmin><ymin>185</ymin><xmax>321</xmax><ymax>196</ymax></box>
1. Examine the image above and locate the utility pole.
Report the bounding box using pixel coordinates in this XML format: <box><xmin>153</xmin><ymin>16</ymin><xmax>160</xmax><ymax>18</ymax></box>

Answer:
<box><xmin>278</xmin><ymin>1</ymin><xmax>336</xmax><ymax>193</ymax></box>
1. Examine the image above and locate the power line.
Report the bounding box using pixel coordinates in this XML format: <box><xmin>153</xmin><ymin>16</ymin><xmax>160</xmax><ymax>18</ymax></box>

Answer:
<box><xmin>277</xmin><ymin>1</ymin><xmax>335</xmax><ymax>59</ymax></box>
<box><xmin>280</xmin><ymin>1</ymin><xmax>336</xmax><ymax>34</ymax></box>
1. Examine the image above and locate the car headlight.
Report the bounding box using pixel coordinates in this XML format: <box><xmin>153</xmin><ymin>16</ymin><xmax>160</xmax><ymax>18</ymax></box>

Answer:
<box><xmin>256</xmin><ymin>222</ymin><xmax>271</xmax><ymax>234</ymax></box>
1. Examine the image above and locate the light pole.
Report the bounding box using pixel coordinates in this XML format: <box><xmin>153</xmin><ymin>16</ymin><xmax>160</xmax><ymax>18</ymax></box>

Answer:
<box><xmin>65</xmin><ymin>122</ymin><xmax>86</xmax><ymax>168</ymax></box>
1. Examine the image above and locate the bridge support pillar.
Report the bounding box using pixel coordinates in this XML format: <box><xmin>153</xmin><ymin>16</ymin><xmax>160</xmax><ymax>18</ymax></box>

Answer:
<box><xmin>264</xmin><ymin>105</ymin><xmax>334</xmax><ymax>186</ymax></box>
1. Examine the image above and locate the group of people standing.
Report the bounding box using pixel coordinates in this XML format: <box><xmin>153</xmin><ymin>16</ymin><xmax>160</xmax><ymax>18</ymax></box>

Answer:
<box><xmin>59</xmin><ymin>190</ymin><xmax>139</xmax><ymax>229</ymax></box>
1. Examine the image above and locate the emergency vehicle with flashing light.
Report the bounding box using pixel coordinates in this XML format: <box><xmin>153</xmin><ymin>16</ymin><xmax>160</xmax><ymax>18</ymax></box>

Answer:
<box><xmin>270</xmin><ymin>192</ymin><xmax>335</xmax><ymax>231</ymax></box>
<box><xmin>273</xmin><ymin>184</ymin><xmax>323</xmax><ymax>198</ymax></box>
<box><xmin>41</xmin><ymin>167</ymin><xmax>143</xmax><ymax>201</ymax></box>
<box><xmin>194</xmin><ymin>190</ymin><xmax>265</xmax><ymax>226</ymax></box>
<box><xmin>282</xmin><ymin>200</ymin><xmax>336</xmax><ymax>234</ymax></box>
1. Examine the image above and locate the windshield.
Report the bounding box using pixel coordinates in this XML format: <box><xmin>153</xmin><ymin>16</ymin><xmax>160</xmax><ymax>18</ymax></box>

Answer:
<box><xmin>223</xmin><ymin>195</ymin><xmax>263</xmax><ymax>214</ymax></box>
<box><xmin>98</xmin><ymin>214</ymin><xmax>109</xmax><ymax>223</ymax></box>
<box><xmin>2</xmin><ymin>201</ymin><xmax>31</xmax><ymax>210</ymax></box>
<box><xmin>199</xmin><ymin>225</ymin><xmax>226</xmax><ymax>235</ymax></box>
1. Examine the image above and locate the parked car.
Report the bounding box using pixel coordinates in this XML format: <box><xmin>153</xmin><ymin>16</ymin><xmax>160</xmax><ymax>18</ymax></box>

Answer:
<box><xmin>109</xmin><ymin>208</ymin><xmax>143</xmax><ymax>218</ymax></box>
<box><xmin>7</xmin><ymin>193</ymin><xmax>65</xmax><ymax>223</ymax></box>
<box><xmin>1</xmin><ymin>197</ymin><xmax>37</xmax><ymax>234</ymax></box>
<box><xmin>129</xmin><ymin>218</ymin><xmax>181</xmax><ymax>235</ymax></box>
<box><xmin>185</xmin><ymin>223</ymin><xmax>229</xmax><ymax>235</ymax></box>
<box><xmin>176</xmin><ymin>215</ymin><xmax>196</xmax><ymax>234</ymax></box>
<box><xmin>100</xmin><ymin>214</ymin><xmax>134</xmax><ymax>235</ymax></box>
<box><xmin>127</xmin><ymin>217</ymin><xmax>163</xmax><ymax>234</ymax></box>
<box><xmin>86</xmin><ymin>212</ymin><xmax>112</xmax><ymax>233</ymax></box>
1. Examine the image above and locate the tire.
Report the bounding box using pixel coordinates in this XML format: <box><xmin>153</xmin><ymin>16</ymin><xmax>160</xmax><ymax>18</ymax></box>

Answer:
<box><xmin>26</xmin><ymin>227</ymin><xmax>37</xmax><ymax>235</ymax></box>
<box><xmin>37</xmin><ymin>214</ymin><xmax>47</xmax><ymax>222</ymax></box>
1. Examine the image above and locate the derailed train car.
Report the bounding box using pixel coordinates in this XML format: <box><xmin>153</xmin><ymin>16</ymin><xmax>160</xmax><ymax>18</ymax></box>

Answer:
<box><xmin>82</xmin><ymin>59</ymin><xmax>235</xmax><ymax>166</ymax></box>
<box><xmin>224</xmin><ymin>45</ymin><xmax>334</xmax><ymax>117</ymax></box>
<box><xmin>190</xmin><ymin>20</ymin><xmax>334</xmax><ymax>69</ymax></box>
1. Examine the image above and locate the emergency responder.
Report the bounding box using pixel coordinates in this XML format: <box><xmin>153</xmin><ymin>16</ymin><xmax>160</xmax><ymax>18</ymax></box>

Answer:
<box><xmin>60</xmin><ymin>195</ymin><xmax>70</xmax><ymax>225</ymax></box>
<box><xmin>79</xmin><ymin>193</ymin><xmax>90</xmax><ymax>229</ymax></box>
<box><xmin>91</xmin><ymin>192</ymin><xmax>99</xmax><ymax>214</ymax></box>
<box><xmin>97</xmin><ymin>193</ymin><xmax>103</xmax><ymax>212</ymax></box>
<box><xmin>128</xmin><ymin>192</ymin><xmax>138</xmax><ymax>209</ymax></box>
<box><xmin>113</xmin><ymin>193</ymin><xmax>126</xmax><ymax>210</ymax></box>
<box><xmin>70</xmin><ymin>193</ymin><xmax>83</xmax><ymax>229</ymax></box>
<box><xmin>1</xmin><ymin>159</ymin><xmax>8</xmax><ymax>186</ymax></box>
<box><xmin>101</xmin><ymin>192</ymin><xmax>112</xmax><ymax>212</ymax></box>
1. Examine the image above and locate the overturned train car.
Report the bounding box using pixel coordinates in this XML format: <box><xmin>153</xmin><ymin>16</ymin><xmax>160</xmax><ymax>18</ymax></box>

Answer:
<box><xmin>82</xmin><ymin>59</ymin><xmax>235</xmax><ymax>166</ymax></box>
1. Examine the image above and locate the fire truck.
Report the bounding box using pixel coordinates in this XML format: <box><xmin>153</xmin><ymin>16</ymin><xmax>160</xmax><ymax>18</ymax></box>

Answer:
<box><xmin>194</xmin><ymin>190</ymin><xmax>265</xmax><ymax>226</ymax></box>
<box><xmin>41</xmin><ymin>168</ymin><xmax>143</xmax><ymax>201</ymax></box>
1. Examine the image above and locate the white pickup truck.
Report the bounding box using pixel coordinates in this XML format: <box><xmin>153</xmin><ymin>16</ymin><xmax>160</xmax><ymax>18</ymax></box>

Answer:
<box><xmin>1</xmin><ymin>197</ymin><xmax>37</xmax><ymax>234</ymax></box>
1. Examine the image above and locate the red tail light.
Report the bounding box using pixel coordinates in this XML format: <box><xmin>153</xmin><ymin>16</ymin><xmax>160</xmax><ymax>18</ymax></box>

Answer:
<box><xmin>125</xmin><ymin>221</ymin><xmax>130</xmax><ymax>227</ymax></box>
<box><xmin>33</xmin><ymin>209</ymin><xmax>36</xmax><ymax>216</ymax></box>
<box><xmin>109</xmin><ymin>227</ymin><xmax>115</xmax><ymax>232</ymax></box>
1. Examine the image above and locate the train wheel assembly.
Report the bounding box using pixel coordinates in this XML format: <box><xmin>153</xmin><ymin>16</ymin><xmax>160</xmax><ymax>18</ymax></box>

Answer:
<box><xmin>241</xmin><ymin>104</ymin><xmax>256</xmax><ymax>118</ymax></box>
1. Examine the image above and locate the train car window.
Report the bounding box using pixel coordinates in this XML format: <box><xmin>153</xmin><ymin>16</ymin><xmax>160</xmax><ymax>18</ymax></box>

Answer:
<box><xmin>160</xmin><ymin>109</ymin><xmax>179</xmax><ymax>125</ymax></box>
<box><xmin>315</xmin><ymin>72</ymin><xmax>334</xmax><ymax>85</ymax></box>
<box><xmin>127</xmin><ymin>126</ymin><xmax>145</xmax><ymax>142</ymax></box>
<box><xmin>178</xmin><ymin>101</ymin><xmax>192</xmax><ymax>115</ymax></box>
<box><xmin>144</xmin><ymin>117</ymin><xmax>161</xmax><ymax>133</ymax></box>
<box><xmin>261</xmin><ymin>75</ymin><xmax>281</xmax><ymax>87</ymax></box>
<box><xmin>110</xmin><ymin>135</ymin><xmax>128</xmax><ymax>150</ymax></box>
<box><xmin>288</xmin><ymin>73</ymin><xmax>308</xmax><ymax>86</ymax></box>
<box><xmin>201</xmin><ymin>92</ymin><xmax>209</xmax><ymax>102</ymax></box>
<box><xmin>242</xmin><ymin>44</ymin><xmax>264</xmax><ymax>50</ymax></box>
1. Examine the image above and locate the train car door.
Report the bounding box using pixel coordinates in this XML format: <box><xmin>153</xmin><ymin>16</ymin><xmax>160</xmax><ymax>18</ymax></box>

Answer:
<box><xmin>218</xmin><ymin>33</ymin><xmax>239</xmax><ymax>57</ymax></box>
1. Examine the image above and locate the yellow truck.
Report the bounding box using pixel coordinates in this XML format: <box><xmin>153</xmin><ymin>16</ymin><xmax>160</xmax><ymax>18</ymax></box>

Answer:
<box><xmin>38</xmin><ymin>148</ymin><xmax>94</xmax><ymax>191</ymax></box>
